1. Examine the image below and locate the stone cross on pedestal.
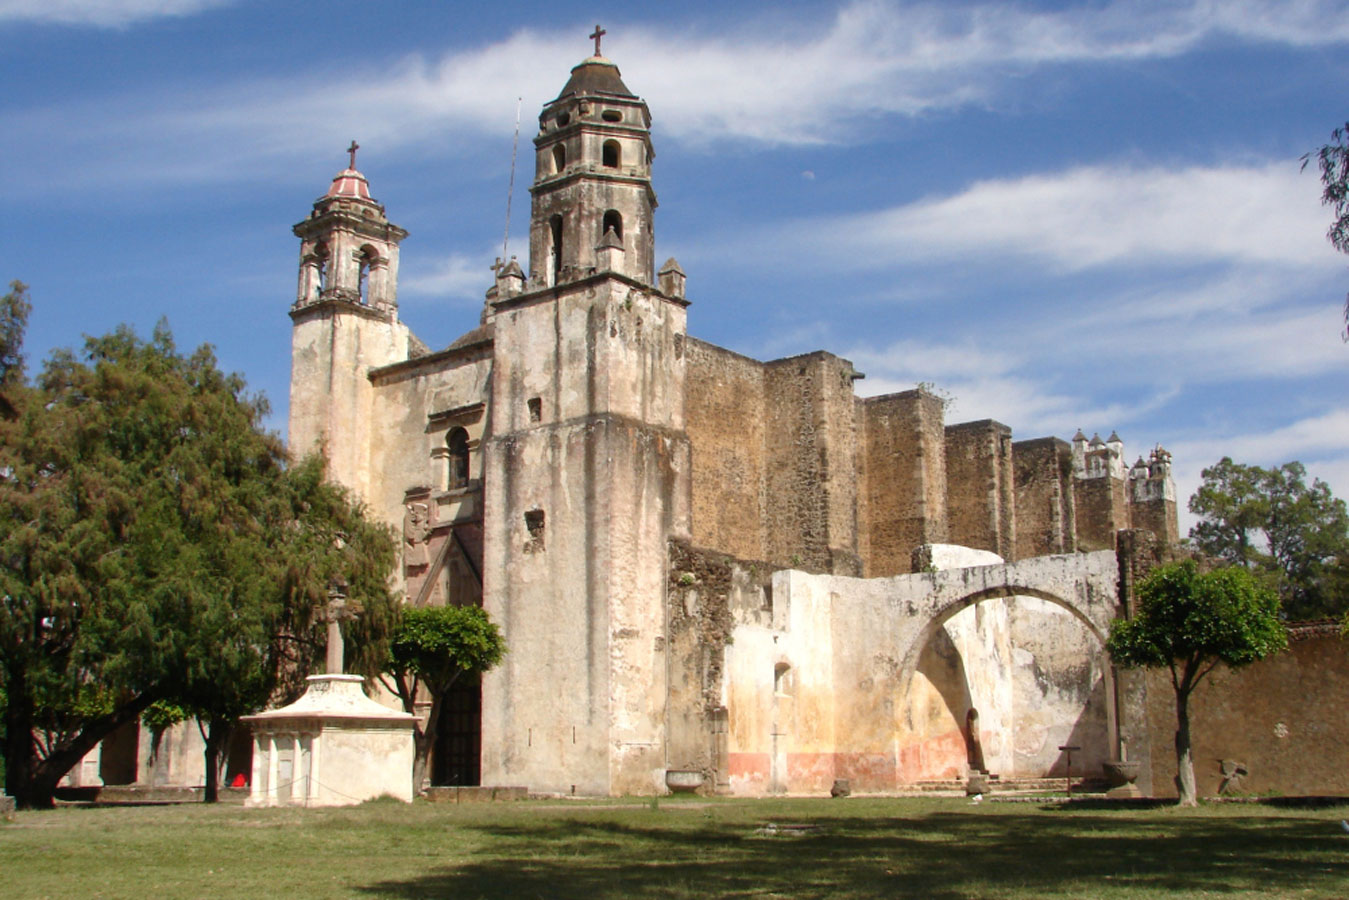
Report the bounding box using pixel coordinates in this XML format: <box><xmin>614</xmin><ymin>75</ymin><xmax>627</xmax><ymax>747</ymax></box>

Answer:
<box><xmin>589</xmin><ymin>24</ymin><xmax>606</xmax><ymax>56</ymax></box>
<box><xmin>321</xmin><ymin>590</ymin><xmax>359</xmax><ymax>675</ymax></box>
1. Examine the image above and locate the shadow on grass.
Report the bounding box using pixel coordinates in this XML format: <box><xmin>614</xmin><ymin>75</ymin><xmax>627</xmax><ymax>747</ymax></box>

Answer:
<box><xmin>354</xmin><ymin>809</ymin><xmax>1349</xmax><ymax>899</ymax></box>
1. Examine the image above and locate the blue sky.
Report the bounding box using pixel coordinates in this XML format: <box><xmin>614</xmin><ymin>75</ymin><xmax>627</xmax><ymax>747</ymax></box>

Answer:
<box><xmin>4</xmin><ymin>0</ymin><xmax>1348</xmax><ymax>532</ymax></box>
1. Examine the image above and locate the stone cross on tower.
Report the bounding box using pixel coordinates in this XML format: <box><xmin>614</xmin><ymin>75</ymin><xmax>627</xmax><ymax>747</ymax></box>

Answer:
<box><xmin>589</xmin><ymin>24</ymin><xmax>606</xmax><ymax>56</ymax></box>
<box><xmin>321</xmin><ymin>587</ymin><xmax>360</xmax><ymax>674</ymax></box>
<box><xmin>346</xmin><ymin>140</ymin><xmax>359</xmax><ymax>170</ymax></box>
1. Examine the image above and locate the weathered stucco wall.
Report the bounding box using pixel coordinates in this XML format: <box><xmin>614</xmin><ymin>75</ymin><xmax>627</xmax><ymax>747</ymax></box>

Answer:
<box><xmin>1145</xmin><ymin>625</ymin><xmax>1349</xmax><ymax>799</ymax></box>
<box><xmin>288</xmin><ymin>304</ymin><xmax>413</xmax><ymax>505</ymax></box>
<box><xmin>1006</xmin><ymin>597</ymin><xmax>1110</xmax><ymax>777</ymax></box>
<box><xmin>684</xmin><ymin>339</ymin><xmax>766</xmax><ymax>562</ymax></box>
<box><xmin>480</xmin><ymin>277</ymin><xmax>690</xmax><ymax>797</ymax></box>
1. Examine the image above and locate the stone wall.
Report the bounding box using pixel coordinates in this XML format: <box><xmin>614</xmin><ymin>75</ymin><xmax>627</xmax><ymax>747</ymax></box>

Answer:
<box><xmin>1012</xmin><ymin>437</ymin><xmax>1075</xmax><ymax>561</ymax></box>
<box><xmin>762</xmin><ymin>353</ymin><xmax>862</xmax><ymax>575</ymax></box>
<box><xmin>944</xmin><ymin>420</ymin><xmax>1015</xmax><ymax>561</ymax></box>
<box><xmin>684</xmin><ymin>339</ymin><xmax>766</xmax><ymax>562</ymax></box>
<box><xmin>1144</xmin><ymin>623</ymin><xmax>1349</xmax><ymax>799</ymax></box>
<box><xmin>1074</xmin><ymin>476</ymin><xmax>1128</xmax><ymax>551</ymax></box>
<box><xmin>859</xmin><ymin>390</ymin><xmax>948</xmax><ymax>576</ymax></box>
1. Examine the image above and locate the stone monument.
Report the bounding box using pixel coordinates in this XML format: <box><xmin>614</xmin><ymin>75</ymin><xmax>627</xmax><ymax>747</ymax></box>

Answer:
<box><xmin>242</xmin><ymin>592</ymin><xmax>417</xmax><ymax>807</ymax></box>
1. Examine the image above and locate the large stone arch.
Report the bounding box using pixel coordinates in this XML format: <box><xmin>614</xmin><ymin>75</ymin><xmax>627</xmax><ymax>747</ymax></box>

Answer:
<box><xmin>891</xmin><ymin>569</ymin><xmax>1121</xmax><ymax>770</ymax></box>
<box><xmin>759</xmin><ymin>549</ymin><xmax>1127</xmax><ymax>791</ymax></box>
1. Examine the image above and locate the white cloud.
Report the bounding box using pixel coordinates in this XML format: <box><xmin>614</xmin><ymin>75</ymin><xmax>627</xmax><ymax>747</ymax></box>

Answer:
<box><xmin>13</xmin><ymin>0</ymin><xmax>1349</xmax><ymax>192</ymax></box>
<box><xmin>400</xmin><ymin>252</ymin><xmax>492</xmax><ymax>303</ymax></box>
<box><xmin>844</xmin><ymin>336</ymin><xmax>1178</xmax><ymax>434</ymax></box>
<box><xmin>0</xmin><ymin>0</ymin><xmax>233</xmax><ymax>27</ymax></box>
<box><xmin>1169</xmin><ymin>408</ymin><xmax>1349</xmax><ymax>533</ymax></box>
<box><xmin>780</xmin><ymin>162</ymin><xmax>1339</xmax><ymax>273</ymax></box>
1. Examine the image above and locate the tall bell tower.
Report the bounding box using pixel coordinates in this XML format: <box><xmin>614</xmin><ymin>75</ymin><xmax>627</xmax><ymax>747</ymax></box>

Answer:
<box><xmin>480</xmin><ymin>31</ymin><xmax>692</xmax><ymax>796</ymax></box>
<box><xmin>528</xmin><ymin>26</ymin><xmax>657</xmax><ymax>287</ymax></box>
<box><xmin>288</xmin><ymin>145</ymin><xmax>412</xmax><ymax>498</ymax></box>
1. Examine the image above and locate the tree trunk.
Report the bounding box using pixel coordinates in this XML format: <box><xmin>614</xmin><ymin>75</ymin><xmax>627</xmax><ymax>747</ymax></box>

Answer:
<box><xmin>11</xmin><ymin>693</ymin><xmax>154</xmax><ymax>810</ymax></box>
<box><xmin>412</xmin><ymin>695</ymin><xmax>445</xmax><ymax>795</ymax></box>
<box><xmin>201</xmin><ymin>719</ymin><xmax>230</xmax><ymax>803</ymax></box>
<box><xmin>3</xmin><ymin>667</ymin><xmax>37</xmax><ymax>806</ymax></box>
<box><xmin>1174</xmin><ymin>689</ymin><xmax>1197</xmax><ymax>807</ymax></box>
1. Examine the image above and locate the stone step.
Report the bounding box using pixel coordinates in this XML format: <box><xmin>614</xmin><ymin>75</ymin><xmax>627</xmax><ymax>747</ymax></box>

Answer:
<box><xmin>908</xmin><ymin>776</ymin><xmax>1110</xmax><ymax>794</ymax></box>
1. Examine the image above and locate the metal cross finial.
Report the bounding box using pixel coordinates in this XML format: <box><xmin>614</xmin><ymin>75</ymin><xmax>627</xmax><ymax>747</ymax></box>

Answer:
<box><xmin>347</xmin><ymin>140</ymin><xmax>359</xmax><ymax>169</ymax></box>
<box><xmin>589</xmin><ymin>24</ymin><xmax>606</xmax><ymax>56</ymax></box>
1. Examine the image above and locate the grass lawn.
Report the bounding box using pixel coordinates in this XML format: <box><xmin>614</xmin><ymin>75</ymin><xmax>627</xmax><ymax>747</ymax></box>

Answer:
<box><xmin>3</xmin><ymin>796</ymin><xmax>1348</xmax><ymax>899</ymax></box>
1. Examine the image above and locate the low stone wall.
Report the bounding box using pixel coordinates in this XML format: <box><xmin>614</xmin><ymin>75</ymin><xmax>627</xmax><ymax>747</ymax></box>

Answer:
<box><xmin>1145</xmin><ymin>623</ymin><xmax>1349</xmax><ymax>799</ymax></box>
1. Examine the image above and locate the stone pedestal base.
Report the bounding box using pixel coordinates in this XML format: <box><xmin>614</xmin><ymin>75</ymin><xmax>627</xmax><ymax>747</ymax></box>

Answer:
<box><xmin>1106</xmin><ymin>783</ymin><xmax>1143</xmax><ymax>799</ymax></box>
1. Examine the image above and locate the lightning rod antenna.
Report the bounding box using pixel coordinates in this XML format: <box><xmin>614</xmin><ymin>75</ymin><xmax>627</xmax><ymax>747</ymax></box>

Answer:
<box><xmin>503</xmin><ymin>96</ymin><xmax>523</xmax><ymax>262</ymax></box>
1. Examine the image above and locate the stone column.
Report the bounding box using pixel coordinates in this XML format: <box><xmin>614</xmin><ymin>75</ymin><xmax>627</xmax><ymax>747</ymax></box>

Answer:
<box><xmin>266</xmin><ymin>734</ymin><xmax>279</xmax><ymax>806</ymax></box>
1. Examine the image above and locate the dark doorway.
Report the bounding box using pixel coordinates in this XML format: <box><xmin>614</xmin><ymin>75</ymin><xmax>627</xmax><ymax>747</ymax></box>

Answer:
<box><xmin>99</xmin><ymin>720</ymin><xmax>139</xmax><ymax>785</ymax></box>
<box><xmin>433</xmin><ymin>677</ymin><xmax>482</xmax><ymax>786</ymax></box>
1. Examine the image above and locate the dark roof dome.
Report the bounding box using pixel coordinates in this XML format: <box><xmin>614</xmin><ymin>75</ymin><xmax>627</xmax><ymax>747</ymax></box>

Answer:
<box><xmin>555</xmin><ymin>56</ymin><xmax>636</xmax><ymax>101</ymax></box>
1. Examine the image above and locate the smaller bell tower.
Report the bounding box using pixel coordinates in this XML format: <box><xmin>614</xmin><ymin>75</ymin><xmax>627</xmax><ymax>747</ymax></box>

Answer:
<box><xmin>292</xmin><ymin>141</ymin><xmax>407</xmax><ymax>312</ymax></box>
<box><xmin>288</xmin><ymin>144</ymin><xmax>412</xmax><ymax>499</ymax></box>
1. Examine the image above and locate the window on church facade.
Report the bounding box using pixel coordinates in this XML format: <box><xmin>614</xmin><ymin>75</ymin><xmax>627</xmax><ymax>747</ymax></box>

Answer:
<box><xmin>447</xmin><ymin>427</ymin><xmax>469</xmax><ymax>490</ymax></box>
<box><xmin>602</xmin><ymin>140</ymin><xmax>621</xmax><ymax>168</ymax></box>
<box><xmin>552</xmin><ymin>144</ymin><xmax>566</xmax><ymax>174</ymax></box>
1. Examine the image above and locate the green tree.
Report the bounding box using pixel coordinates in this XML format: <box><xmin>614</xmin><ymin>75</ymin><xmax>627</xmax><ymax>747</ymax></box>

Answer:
<box><xmin>0</xmin><ymin>281</ymin><xmax>31</xmax><ymax>389</ymax></box>
<box><xmin>1106</xmin><ymin>561</ymin><xmax>1286</xmax><ymax>806</ymax></box>
<box><xmin>0</xmin><ymin>322</ymin><xmax>398</xmax><ymax>808</ymax></box>
<box><xmin>1303</xmin><ymin>122</ymin><xmax>1349</xmax><ymax>336</ymax></box>
<box><xmin>380</xmin><ymin>604</ymin><xmax>504</xmax><ymax>793</ymax></box>
<box><xmin>1189</xmin><ymin>457</ymin><xmax>1349</xmax><ymax>619</ymax></box>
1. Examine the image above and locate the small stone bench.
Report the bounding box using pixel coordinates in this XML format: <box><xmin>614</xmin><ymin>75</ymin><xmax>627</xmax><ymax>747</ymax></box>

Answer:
<box><xmin>424</xmin><ymin>786</ymin><xmax>528</xmax><ymax>804</ymax></box>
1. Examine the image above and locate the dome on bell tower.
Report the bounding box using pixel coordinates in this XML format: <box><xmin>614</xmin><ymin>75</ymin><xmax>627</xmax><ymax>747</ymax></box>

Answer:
<box><xmin>555</xmin><ymin>55</ymin><xmax>636</xmax><ymax>101</ymax></box>
<box><xmin>326</xmin><ymin>166</ymin><xmax>372</xmax><ymax>200</ymax></box>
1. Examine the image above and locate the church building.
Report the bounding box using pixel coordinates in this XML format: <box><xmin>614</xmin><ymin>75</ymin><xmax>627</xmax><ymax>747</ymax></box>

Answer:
<box><xmin>284</xmin><ymin>37</ymin><xmax>1181</xmax><ymax>797</ymax></box>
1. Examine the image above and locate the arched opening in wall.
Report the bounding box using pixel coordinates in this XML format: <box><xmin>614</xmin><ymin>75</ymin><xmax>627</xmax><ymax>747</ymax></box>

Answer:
<box><xmin>315</xmin><ymin>242</ymin><xmax>330</xmax><ymax>294</ymax></box>
<box><xmin>357</xmin><ymin>246</ymin><xmax>378</xmax><ymax>305</ymax></box>
<box><xmin>602</xmin><ymin>210</ymin><xmax>623</xmax><ymax>243</ymax></box>
<box><xmin>549</xmin><ymin>215</ymin><xmax>564</xmax><ymax>285</ymax></box>
<box><xmin>602</xmin><ymin>140</ymin><xmax>621</xmax><ymax>168</ymax></box>
<box><xmin>898</xmin><ymin>585</ymin><xmax>1114</xmax><ymax>786</ymax></box>
<box><xmin>552</xmin><ymin>144</ymin><xmax>566</xmax><ymax>174</ymax></box>
<box><xmin>447</xmin><ymin>427</ymin><xmax>469</xmax><ymax>490</ymax></box>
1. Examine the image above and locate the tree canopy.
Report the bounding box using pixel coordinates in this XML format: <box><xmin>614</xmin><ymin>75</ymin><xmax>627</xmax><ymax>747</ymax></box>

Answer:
<box><xmin>0</xmin><ymin>314</ymin><xmax>398</xmax><ymax>808</ymax></box>
<box><xmin>1188</xmin><ymin>457</ymin><xmax>1349</xmax><ymax>619</ymax></box>
<box><xmin>1304</xmin><ymin>122</ymin><xmax>1349</xmax><ymax>335</ymax></box>
<box><xmin>381</xmin><ymin>604</ymin><xmax>504</xmax><ymax>793</ymax></box>
<box><xmin>1107</xmin><ymin>560</ymin><xmax>1285</xmax><ymax>806</ymax></box>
